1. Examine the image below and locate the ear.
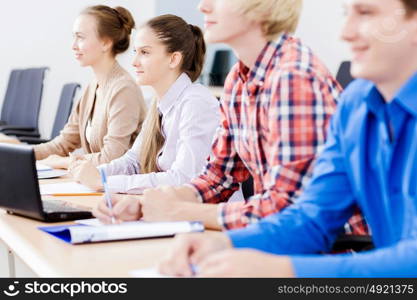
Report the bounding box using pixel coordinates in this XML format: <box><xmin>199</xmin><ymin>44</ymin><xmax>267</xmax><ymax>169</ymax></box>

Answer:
<box><xmin>101</xmin><ymin>38</ymin><xmax>113</xmax><ymax>53</ymax></box>
<box><xmin>169</xmin><ymin>51</ymin><xmax>183</xmax><ymax>69</ymax></box>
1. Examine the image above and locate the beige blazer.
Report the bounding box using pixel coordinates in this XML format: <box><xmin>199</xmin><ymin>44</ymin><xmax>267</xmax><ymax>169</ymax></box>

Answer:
<box><xmin>34</xmin><ymin>62</ymin><xmax>146</xmax><ymax>166</ymax></box>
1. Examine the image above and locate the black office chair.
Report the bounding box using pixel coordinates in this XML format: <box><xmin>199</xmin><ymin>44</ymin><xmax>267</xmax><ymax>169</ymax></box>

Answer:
<box><xmin>0</xmin><ymin>67</ymin><xmax>48</xmax><ymax>135</ymax></box>
<box><xmin>241</xmin><ymin>173</ymin><xmax>373</xmax><ymax>252</ymax></box>
<box><xmin>19</xmin><ymin>83</ymin><xmax>80</xmax><ymax>144</ymax></box>
<box><xmin>336</xmin><ymin>61</ymin><xmax>355</xmax><ymax>89</ymax></box>
<box><xmin>241</xmin><ymin>175</ymin><xmax>254</xmax><ymax>200</ymax></box>
<box><xmin>331</xmin><ymin>233</ymin><xmax>374</xmax><ymax>252</ymax></box>
<box><xmin>0</xmin><ymin>70</ymin><xmax>21</xmax><ymax>126</ymax></box>
<box><xmin>209</xmin><ymin>50</ymin><xmax>234</xmax><ymax>86</ymax></box>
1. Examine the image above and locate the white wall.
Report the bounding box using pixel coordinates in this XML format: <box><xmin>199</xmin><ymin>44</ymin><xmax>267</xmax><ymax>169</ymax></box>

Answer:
<box><xmin>296</xmin><ymin>0</ymin><xmax>350</xmax><ymax>74</ymax></box>
<box><xmin>0</xmin><ymin>0</ymin><xmax>349</xmax><ymax>138</ymax></box>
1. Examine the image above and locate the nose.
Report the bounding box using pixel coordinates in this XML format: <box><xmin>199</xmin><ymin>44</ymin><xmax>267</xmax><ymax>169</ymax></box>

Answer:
<box><xmin>132</xmin><ymin>52</ymin><xmax>140</xmax><ymax>68</ymax></box>
<box><xmin>71</xmin><ymin>37</ymin><xmax>78</xmax><ymax>51</ymax></box>
<box><xmin>198</xmin><ymin>0</ymin><xmax>212</xmax><ymax>14</ymax></box>
<box><xmin>340</xmin><ymin>12</ymin><xmax>358</xmax><ymax>43</ymax></box>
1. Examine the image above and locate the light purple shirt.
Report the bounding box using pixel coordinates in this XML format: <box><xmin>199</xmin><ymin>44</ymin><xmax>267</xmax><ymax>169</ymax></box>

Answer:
<box><xmin>98</xmin><ymin>73</ymin><xmax>220</xmax><ymax>194</ymax></box>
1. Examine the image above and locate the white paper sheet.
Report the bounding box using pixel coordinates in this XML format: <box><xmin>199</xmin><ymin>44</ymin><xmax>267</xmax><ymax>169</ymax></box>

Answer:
<box><xmin>130</xmin><ymin>267</ymin><xmax>172</xmax><ymax>278</ymax></box>
<box><xmin>39</xmin><ymin>182</ymin><xmax>96</xmax><ymax>195</ymax></box>
<box><xmin>130</xmin><ymin>264</ymin><xmax>199</xmax><ymax>278</ymax></box>
<box><xmin>36</xmin><ymin>162</ymin><xmax>53</xmax><ymax>171</ymax></box>
<box><xmin>75</xmin><ymin>218</ymin><xmax>104</xmax><ymax>226</ymax></box>
<box><xmin>37</xmin><ymin>169</ymin><xmax>68</xmax><ymax>179</ymax></box>
<box><xmin>68</xmin><ymin>221</ymin><xmax>204</xmax><ymax>244</ymax></box>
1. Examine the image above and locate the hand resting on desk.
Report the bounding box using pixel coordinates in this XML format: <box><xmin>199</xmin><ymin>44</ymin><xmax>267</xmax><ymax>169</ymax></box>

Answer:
<box><xmin>38</xmin><ymin>154</ymin><xmax>71</xmax><ymax>169</ymax></box>
<box><xmin>158</xmin><ymin>233</ymin><xmax>295</xmax><ymax>277</ymax></box>
<box><xmin>69</xmin><ymin>159</ymin><xmax>103</xmax><ymax>191</ymax></box>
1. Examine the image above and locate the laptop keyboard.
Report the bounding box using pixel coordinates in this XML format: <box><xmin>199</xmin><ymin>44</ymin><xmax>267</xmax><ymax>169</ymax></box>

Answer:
<box><xmin>42</xmin><ymin>200</ymin><xmax>84</xmax><ymax>213</ymax></box>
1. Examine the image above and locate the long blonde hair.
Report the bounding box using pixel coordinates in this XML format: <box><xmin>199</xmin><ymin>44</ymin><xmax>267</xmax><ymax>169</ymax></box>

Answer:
<box><xmin>139</xmin><ymin>99</ymin><xmax>165</xmax><ymax>173</ymax></box>
<box><xmin>138</xmin><ymin>15</ymin><xmax>206</xmax><ymax>173</ymax></box>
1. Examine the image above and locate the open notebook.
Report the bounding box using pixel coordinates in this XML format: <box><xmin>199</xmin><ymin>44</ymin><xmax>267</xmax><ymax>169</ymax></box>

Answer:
<box><xmin>130</xmin><ymin>265</ymin><xmax>199</xmax><ymax>278</ymax></box>
<box><xmin>36</xmin><ymin>162</ymin><xmax>68</xmax><ymax>179</ymax></box>
<box><xmin>39</xmin><ymin>182</ymin><xmax>98</xmax><ymax>196</ymax></box>
<box><xmin>39</xmin><ymin>220</ymin><xmax>204</xmax><ymax>244</ymax></box>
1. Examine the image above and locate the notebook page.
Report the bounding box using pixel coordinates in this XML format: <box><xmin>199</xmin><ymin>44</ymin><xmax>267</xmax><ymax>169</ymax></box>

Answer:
<box><xmin>39</xmin><ymin>182</ymin><xmax>96</xmax><ymax>195</ymax></box>
<box><xmin>68</xmin><ymin>221</ymin><xmax>204</xmax><ymax>243</ymax></box>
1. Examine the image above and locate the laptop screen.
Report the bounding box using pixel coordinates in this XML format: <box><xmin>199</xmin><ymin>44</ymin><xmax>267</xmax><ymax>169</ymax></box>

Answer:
<box><xmin>0</xmin><ymin>143</ymin><xmax>44</xmax><ymax>220</ymax></box>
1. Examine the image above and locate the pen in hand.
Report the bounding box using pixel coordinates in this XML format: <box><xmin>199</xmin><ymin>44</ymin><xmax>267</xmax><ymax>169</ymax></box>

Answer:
<box><xmin>190</xmin><ymin>264</ymin><xmax>199</xmax><ymax>277</ymax></box>
<box><xmin>99</xmin><ymin>168</ymin><xmax>116</xmax><ymax>224</ymax></box>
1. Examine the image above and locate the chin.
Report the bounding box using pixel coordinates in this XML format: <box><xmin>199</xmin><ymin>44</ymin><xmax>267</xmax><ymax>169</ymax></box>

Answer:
<box><xmin>78</xmin><ymin>61</ymin><xmax>89</xmax><ymax>67</ymax></box>
<box><xmin>349</xmin><ymin>63</ymin><xmax>367</xmax><ymax>79</ymax></box>
<box><xmin>136</xmin><ymin>78</ymin><xmax>147</xmax><ymax>86</ymax></box>
<box><xmin>204</xmin><ymin>32</ymin><xmax>222</xmax><ymax>44</ymax></box>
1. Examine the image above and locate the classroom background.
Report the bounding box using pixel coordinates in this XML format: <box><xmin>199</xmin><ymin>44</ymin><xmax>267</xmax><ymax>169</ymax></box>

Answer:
<box><xmin>0</xmin><ymin>0</ymin><xmax>349</xmax><ymax>139</ymax></box>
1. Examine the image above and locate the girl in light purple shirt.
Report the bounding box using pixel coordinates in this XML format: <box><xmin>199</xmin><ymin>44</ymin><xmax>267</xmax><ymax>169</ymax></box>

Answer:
<box><xmin>70</xmin><ymin>14</ymin><xmax>220</xmax><ymax>194</ymax></box>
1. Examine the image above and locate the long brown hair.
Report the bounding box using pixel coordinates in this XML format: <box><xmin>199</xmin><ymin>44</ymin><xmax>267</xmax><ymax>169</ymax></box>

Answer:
<box><xmin>138</xmin><ymin>14</ymin><xmax>206</xmax><ymax>174</ymax></box>
<box><xmin>81</xmin><ymin>5</ymin><xmax>135</xmax><ymax>55</ymax></box>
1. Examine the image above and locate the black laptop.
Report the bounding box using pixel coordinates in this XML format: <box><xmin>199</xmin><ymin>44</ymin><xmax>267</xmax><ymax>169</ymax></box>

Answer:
<box><xmin>0</xmin><ymin>143</ymin><xmax>92</xmax><ymax>222</ymax></box>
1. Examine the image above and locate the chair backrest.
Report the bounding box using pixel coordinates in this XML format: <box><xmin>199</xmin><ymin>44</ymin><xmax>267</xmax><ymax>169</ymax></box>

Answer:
<box><xmin>336</xmin><ymin>61</ymin><xmax>354</xmax><ymax>89</ymax></box>
<box><xmin>209</xmin><ymin>50</ymin><xmax>234</xmax><ymax>86</ymax></box>
<box><xmin>1</xmin><ymin>69</ymin><xmax>23</xmax><ymax>122</ymax></box>
<box><xmin>1</xmin><ymin>67</ymin><xmax>48</xmax><ymax>127</ymax></box>
<box><xmin>241</xmin><ymin>175</ymin><xmax>254</xmax><ymax>200</ymax></box>
<box><xmin>50</xmin><ymin>83</ymin><xmax>80</xmax><ymax>139</ymax></box>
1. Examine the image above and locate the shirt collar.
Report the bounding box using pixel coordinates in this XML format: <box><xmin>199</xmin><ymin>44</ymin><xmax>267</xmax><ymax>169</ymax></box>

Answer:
<box><xmin>393</xmin><ymin>71</ymin><xmax>417</xmax><ymax>117</ymax></box>
<box><xmin>365</xmin><ymin>71</ymin><xmax>417</xmax><ymax>118</ymax></box>
<box><xmin>157</xmin><ymin>73</ymin><xmax>192</xmax><ymax>116</ymax></box>
<box><xmin>364</xmin><ymin>84</ymin><xmax>385</xmax><ymax>119</ymax></box>
<box><xmin>238</xmin><ymin>34</ymin><xmax>289</xmax><ymax>88</ymax></box>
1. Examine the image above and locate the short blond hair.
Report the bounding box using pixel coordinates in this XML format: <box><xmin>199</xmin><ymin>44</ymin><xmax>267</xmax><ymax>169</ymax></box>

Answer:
<box><xmin>232</xmin><ymin>0</ymin><xmax>303</xmax><ymax>40</ymax></box>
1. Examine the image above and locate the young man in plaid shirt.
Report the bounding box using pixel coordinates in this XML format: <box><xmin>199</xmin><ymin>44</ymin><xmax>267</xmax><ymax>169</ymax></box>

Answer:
<box><xmin>94</xmin><ymin>0</ymin><xmax>366</xmax><ymax>234</ymax></box>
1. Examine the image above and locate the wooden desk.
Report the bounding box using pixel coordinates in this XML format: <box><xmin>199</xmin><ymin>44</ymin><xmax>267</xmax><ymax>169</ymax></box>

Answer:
<box><xmin>0</xmin><ymin>178</ymin><xmax>222</xmax><ymax>277</ymax></box>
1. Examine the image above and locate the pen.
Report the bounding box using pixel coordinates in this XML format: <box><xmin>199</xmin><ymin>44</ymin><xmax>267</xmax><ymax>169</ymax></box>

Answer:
<box><xmin>190</xmin><ymin>264</ymin><xmax>199</xmax><ymax>276</ymax></box>
<box><xmin>50</xmin><ymin>193</ymin><xmax>103</xmax><ymax>196</ymax></box>
<box><xmin>99</xmin><ymin>168</ymin><xmax>115</xmax><ymax>224</ymax></box>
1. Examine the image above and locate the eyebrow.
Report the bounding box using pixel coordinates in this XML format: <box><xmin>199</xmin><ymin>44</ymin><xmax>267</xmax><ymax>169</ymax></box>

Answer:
<box><xmin>351</xmin><ymin>2</ymin><xmax>377</xmax><ymax>10</ymax></box>
<box><xmin>134</xmin><ymin>45</ymin><xmax>152</xmax><ymax>50</ymax></box>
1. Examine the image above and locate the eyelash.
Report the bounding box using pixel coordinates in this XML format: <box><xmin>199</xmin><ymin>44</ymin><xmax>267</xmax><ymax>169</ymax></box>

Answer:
<box><xmin>358</xmin><ymin>10</ymin><xmax>372</xmax><ymax>16</ymax></box>
<box><xmin>133</xmin><ymin>49</ymin><xmax>149</xmax><ymax>55</ymax></box>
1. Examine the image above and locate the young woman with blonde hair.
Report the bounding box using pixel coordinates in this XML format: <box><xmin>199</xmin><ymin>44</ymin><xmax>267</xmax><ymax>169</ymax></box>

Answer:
<box><xmin>70</xmin><ymin>14</ymin><xmax>220</xmax><ymax>195</ymax></box>
<box><xmin>35</xmin><ymin>5</ymin><xmax>146</xmax><ymax>169</ymax></box>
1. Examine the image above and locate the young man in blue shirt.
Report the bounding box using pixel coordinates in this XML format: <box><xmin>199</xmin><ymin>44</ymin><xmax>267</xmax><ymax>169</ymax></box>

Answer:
<box><xmin>158</xmin><ymin>0</ymin><xmax>417</xmax><ymax>277</ymax></box>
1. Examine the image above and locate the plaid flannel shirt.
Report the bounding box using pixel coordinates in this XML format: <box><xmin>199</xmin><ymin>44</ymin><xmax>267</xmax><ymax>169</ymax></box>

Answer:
<box><xmin>191</xmin><ymin>35</ymin><xmax>368</xmax><ymax>234</ymax></box>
